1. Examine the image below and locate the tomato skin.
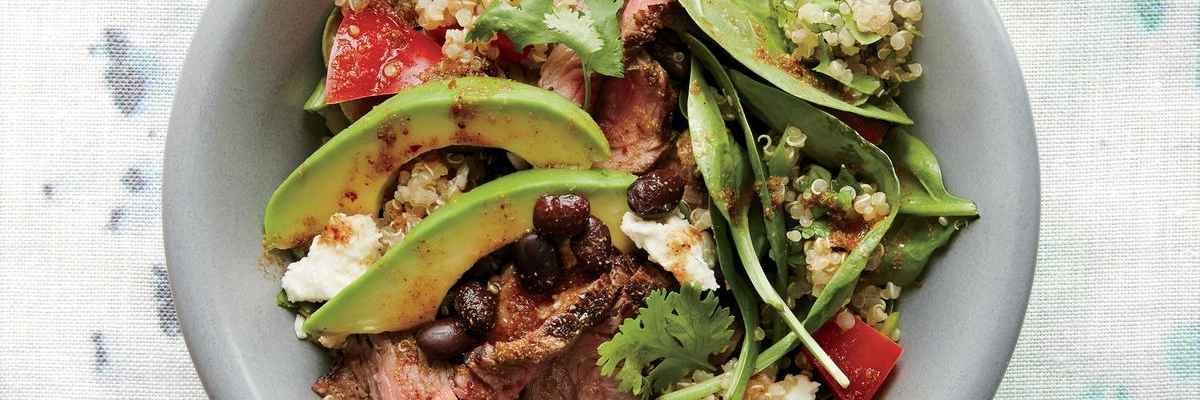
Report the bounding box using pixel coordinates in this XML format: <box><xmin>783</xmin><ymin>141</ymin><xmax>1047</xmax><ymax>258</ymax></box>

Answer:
<box><xmin>807</xmin><ymin>315</ymin><xmax>903</xmax><ymax>400</ymax></box>
<box><xmin>829</xmin><ymin>110</ymin><xmax>891</xmax><ymax>145</ymax></box>
<box><xmin>493</xmin><ymin>33</ymin><xmax>529</xmax><ymax>64</ymax></box>
<box><xmin>325</xmin><ymin>2</ymin><xmax>444</xmax><ymax>104</ymax></box>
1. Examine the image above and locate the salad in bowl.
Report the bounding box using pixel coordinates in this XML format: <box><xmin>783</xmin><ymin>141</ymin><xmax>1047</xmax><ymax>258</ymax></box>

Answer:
<box><xmin>263</xmin><ymin>0</ymin><xmax>978</xmax><ymax>399</ymax></box>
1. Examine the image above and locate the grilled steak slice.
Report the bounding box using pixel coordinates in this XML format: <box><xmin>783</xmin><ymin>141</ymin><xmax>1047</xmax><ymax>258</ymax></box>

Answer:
<box><xmin>456</xmin><ymin>272</ymin><xmax>619</xmax><ymax>399</ymax></box>
<box><xmin>522</xmin><ymin>255</ymin><xmax>675</xmax><ymax>400</ymax></box>
<box><xmin>595</xmin><ymin>53</ymin><xmax>675</xmax><ymax>173</ymax></box>
<box><xmin>621</xmin><ymin>0</ymin><xmax>674</xmax><ymax>47</ymax></box>
<box><xmin>313</xmin><ymin>334</ymin><xmax>459</xmax><ymax>400</ymax></box>
<box><xmin>316</xmin><ymin>257</ymin><xmax>674</xmax><ymax>400</ymax></box>
<box><xmin>520</xmin><ymin>331</ymin><xmax>632</xmax><ymax>400</ymax></box>
<box><xmin>538</xmin><ymin>44</ymin><xmax>587</xmax><ymax>106</ymax></box>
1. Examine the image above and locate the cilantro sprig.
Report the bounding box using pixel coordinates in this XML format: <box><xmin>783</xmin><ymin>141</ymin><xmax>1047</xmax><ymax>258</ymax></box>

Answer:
<box><xmin>597</xmin><ymin>284</ymin><xmax>735</xmax><ymax>398</ymax></box>
<box><xmin>467</xmin><ymin>0</ymin><xmax>624</xmax><ymax>106</ymax></box>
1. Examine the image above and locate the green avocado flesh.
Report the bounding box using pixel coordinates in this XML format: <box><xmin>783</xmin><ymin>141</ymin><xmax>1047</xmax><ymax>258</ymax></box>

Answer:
<box><xmin>264</xmin><ymin>77</ymin><xmax>611</xmax><ymax>249</ymax></box>
<box><xmin>303</xmin><ymin>169</ymin><xmax>637</xmax><ymax>336</ymax></box>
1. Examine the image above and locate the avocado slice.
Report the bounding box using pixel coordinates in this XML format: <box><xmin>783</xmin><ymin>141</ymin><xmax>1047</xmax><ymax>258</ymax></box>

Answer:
<box><xmin>265</xmin><ymin>77</ymin><xmax>611</xmax><ymax>249</ymax></box>
<box><xmin>302</xmin><ymin>169</ymin><xmax>636</xmax><ymax>336</ymax></box>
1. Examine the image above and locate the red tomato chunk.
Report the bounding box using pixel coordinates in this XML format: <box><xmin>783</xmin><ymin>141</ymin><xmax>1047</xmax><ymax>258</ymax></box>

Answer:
<box><xmin>808</xmin><ymin>314</ymin><xmax>903</xmax><ymax>400</ymax></box>
<box><xmin>325</xmin><ymin>1</ymin><xmax>444</xmax><ymax>104</ymax></box>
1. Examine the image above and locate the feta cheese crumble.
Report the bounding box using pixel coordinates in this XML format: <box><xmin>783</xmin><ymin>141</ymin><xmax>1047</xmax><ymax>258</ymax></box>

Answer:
<box><xmin>281</xmin><ymin>213</ymin><xmax>385</xmax><ymax>302</ymax></box>
<box><xmin>620</xmin><ymin>212</ymin><xmax>719</xmax><ymax>290</ymax></box>
<box><xmin>746</xmin><ymin>372</ymin><xmax>821</xmax><ymax>400</ymax></box>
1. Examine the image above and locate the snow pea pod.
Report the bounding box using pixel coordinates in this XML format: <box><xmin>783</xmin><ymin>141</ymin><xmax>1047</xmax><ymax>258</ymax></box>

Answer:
<box><xmin>681</xmin><ymin>32</ymin><xmax>790</xmax><ymax>298</ymax></box>
<box><xmin>687</xmin><ymin>59</ymin><xmax>849</xmax><ymax>388</ymax></box>
<box><xmin>730</xmin><ymin>70</ymin><xmax>901</xmax><ymax>332</ymax></box>
<box><xmin>678</xmin><ymin>0</ymin><xmax>912</xmax><ymax>124</ymax></box>
<box><xmin>868</xmin><ymin>215</ymin><xmax>967</xmax><ymax>287</ymax></box>
<box><xmin>882</xmin><ymin>128</ymin><xmax>979</xmax><ymax>217</ymax></box>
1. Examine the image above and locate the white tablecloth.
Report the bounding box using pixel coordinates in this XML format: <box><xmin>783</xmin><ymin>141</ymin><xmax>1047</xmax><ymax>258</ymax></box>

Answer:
<box><xmin>0</xmin><ymin>0</ymin><xmax>1196</xmax><ymax>398</ymax></box>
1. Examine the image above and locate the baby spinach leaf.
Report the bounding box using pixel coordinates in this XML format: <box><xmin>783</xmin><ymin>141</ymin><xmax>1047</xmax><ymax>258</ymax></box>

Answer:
<box><xmin>678</xmin><ymin>0</ymin><xmax>912</xmax><ymax>124</ymax></box>
<box><xmin>731</xmin><ymin>70</ymin><xmax>900</xmax><ymax>331</ymax></box>
<box><xmin>868</xmin><ymin>216</ymin><xmax>967</xmax><ymax>287</ymax></box>
<box><xmin>304</xmin><ymin>7</ymin><xmax>342</xmax><ymax>114</ymax></box>
<box><xmin>882</xmin><ymin>129</ymin><xmax>978</xmax><ymax>217</ymax></box>
<box><xmin>689</xmin><ymin>60</ymin><xmax>849</xmax><ymax>388</ymax></box>
<box><xmin>304</xmin><ymin>78</ymin><xmax>329</xmax><ymax>112</ymax></box>
<box><xmin>322</xmin><ymin>6</ymin><xmax>341</xmax><ymax>65</ymax></box>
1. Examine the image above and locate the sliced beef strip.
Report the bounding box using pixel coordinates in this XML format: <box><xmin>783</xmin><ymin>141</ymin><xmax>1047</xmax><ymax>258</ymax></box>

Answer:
<box><xmin>595</xmin><ymin>52</ymin><xmax>676</xmax><ymax>173</ymax></box>
<box><xmin>315</xmin><ymin>257</ymin><xmax>675</xmax><ymax>400</ymax></box>
<box><xmin>537</xmin><ymin>44</ymin><xmax>587</xmax><ymax>107</ymax></box>
<box><xmin>456</xmin><ymin>271</ymin><xmax>620</xmax><ymax>400</ymax></box>
<box><xmin>313</xmin><ymin>334</ymin><xmax>460</xmax><ymax>400</ymax></box>
<box><xmin>521</xmin><ymin>255</ymin><xmax>676</xmax><ymax>400</ymax></box>
<box><xmin>620</xmin><ymin>0</ymin><xmax>675</xmax><ymax>47</ymax></box>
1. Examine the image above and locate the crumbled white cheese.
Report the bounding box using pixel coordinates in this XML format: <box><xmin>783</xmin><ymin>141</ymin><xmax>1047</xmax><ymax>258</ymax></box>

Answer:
<box><xmin>773</xmin><ymin>373</ymin><xmax>821</xmax><ymax>400</ymax></box>
<box><xmin>294</xmin><ymin>315</ymin><xmax>309</xmax><ymax>340</ymax></box>
<box><xmin>281</xmin><ymin>213</ymin><xmax>384</xmax><ymax>302</ymax></box>
<box><xmin>620</xmin><ymin>212</ymin><xmax>718</xmax><ymax>290</ymax></box>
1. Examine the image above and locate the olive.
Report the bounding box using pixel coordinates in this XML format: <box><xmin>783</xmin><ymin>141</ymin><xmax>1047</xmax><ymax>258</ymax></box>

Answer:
<box><xmin>416</xmin><ymin>318</ymin><xmax>477</xmax><ymax>360</ymax></box>
<box><xmin>452</xmin><ymin>281</ymin><xmax>498</xmax><ymax>335</ymax></box>
<box><xmin>570</xmin><ymin>216</ymin><xmax>614</xmax><ymax>274</ymax></box>
<box><xmin>513</xmin><ymin>233</ymin><xmax>562</xmax><ymax>291</ymax></box>
<box><xmin>627</xmin><ymin>169</ymin><xmax>685</xmax><ymax>218</ymax></box>
<box><xmin>532</xmin><ymin>193</ymin><xmax>591</xmax><ymax>237</ymax></box>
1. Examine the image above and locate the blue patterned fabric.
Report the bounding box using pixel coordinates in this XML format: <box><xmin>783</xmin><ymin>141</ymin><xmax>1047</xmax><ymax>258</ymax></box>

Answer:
<box><xmin>0</xmin><ymin>0</ymin><xmax>1195</xmax><ymax>398</ymax></box>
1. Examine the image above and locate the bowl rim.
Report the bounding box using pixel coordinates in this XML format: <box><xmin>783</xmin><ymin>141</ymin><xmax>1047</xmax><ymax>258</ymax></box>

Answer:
<box><xmin>163</xmin><ymin>1</ymin><xmax>1040</xmax><ymax>398</ymax></box>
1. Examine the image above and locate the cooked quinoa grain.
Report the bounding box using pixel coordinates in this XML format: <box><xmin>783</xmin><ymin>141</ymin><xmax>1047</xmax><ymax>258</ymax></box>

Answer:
<box><xmin>804</xmin><ymin>237</ymin><xmax>846</xmax><ymax>296</ymax></box>
<box><xmin>782</xmin><ymin>0</ymin><xmax>926</xmax><ymax>95</ymax></box>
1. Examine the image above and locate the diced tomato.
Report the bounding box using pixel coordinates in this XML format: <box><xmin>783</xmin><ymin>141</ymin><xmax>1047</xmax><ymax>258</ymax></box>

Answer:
<box><xmin>807</xmin><ymin>314</ymin><xmax>903</xmax><ymax>400</ymax></box>
<box><xmin>325</xmin><ymin>1</ymin><xmax>444</xmax><ymax>104</ymax></box>
<box><xmin>493</xmin><ymin>33</ymin><xmax>529</xmax><ymax>64</ymax></box>
<box><xmin>425</xmin><ymin>26</ymin><xmax>449</xmax><ymax>44</ymax></box>
<box><xmin>829</xmin><ymin>110</ymin><xmax>891</xmax><ymax>145</ymax></box>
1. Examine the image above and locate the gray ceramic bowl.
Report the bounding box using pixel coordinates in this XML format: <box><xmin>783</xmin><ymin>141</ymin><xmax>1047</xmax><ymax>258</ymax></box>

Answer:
<box><xmin>164</xmin><ymin>1</ymin><xmax>1038</xmax><ymax>399</ymax></box>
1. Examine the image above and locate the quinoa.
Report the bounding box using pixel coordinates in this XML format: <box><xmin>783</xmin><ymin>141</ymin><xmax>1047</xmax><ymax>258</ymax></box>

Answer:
<box><xmin>781</xmin><ymin>0</ymin><xmax>925</xmax><ymax>95</ymax></box>
<box><xmin>745</xmin><ymin>372</ymin><xmax>821</xmax><ymax>400</ymax></box>
<box><xmin>803</xmin><ymin>237</ymin><xmax>846</xmax><ymax>297</ymax></box>
<box><xmin>380</xmin><ymin>151</ymin><xmax>480</xmax><ymax>244</ymax></box>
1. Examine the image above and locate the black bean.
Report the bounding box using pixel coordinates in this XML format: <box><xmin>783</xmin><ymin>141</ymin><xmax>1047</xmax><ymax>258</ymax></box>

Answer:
<box><xmin>533</xmin><ymin>194</ymin><xmax>591</xmax><ymax>237</ymax></box>
<box><xmin>513</xmin><ymin>233</ymin><xmax>562</xmax><ymax>291</ymax></box>
<box><xmin>571</xmin><ymin>216</ymin><xmax>614</xmax><ymax>274</ymax></box>
<box><xmin>627</xmin><ymin>169</ymin><xmax>685</xmax><ymax>218</ymax></box>
<box><xmin>416</xmin><ymin>319</ymin><xmax>477</xmax><ymax>360</ymax></box>
<box><xmin>452</xmin><ymin>281</ymin><xmax>497</xmax><ymax>336</ymax></box>
<box><xmin>462</xmin><ymin>244</ymin><xmax>511</xmax><ymax>281</ymax></box>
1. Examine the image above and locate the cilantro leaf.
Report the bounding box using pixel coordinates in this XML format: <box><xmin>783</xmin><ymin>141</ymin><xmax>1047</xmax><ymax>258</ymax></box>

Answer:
<box><xmin>597</xmin><ymin>284</ymin><xmax>735</xmax><ymax>397</ymax></box>
<box><xmin>468</xmin><ymin>0</ymin><xmax>625</xmax><ymax>103</ymax></box>
<box><xmin>466</xmin><ymin>0</ymin><xmax>555</xmax><ymax>48</ymax></box>
<box><xmin>580</xmin><ymin>0</ymin><xmax>624</xmax><ymax>77</ymax></box>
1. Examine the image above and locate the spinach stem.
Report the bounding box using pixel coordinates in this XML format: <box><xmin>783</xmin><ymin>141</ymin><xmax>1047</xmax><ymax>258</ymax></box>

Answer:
<box><xmin>714</xmin><ymin>214</ymin><xmax>759</xmax><ymax>400</ymax></box>
<box><xmin>900</xmin><ymin>201</ymin><xmax>978</xmax><ymax>217</ymax></box>
<box><xmin>730</xmin><ymin>213</ymin><xmax>849</xmax><ymax>389</ymax></box>
<box><xmin>657</xmin><ymin>333</ymin><xmax>804</xmax><ymax>400</ymax></box>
